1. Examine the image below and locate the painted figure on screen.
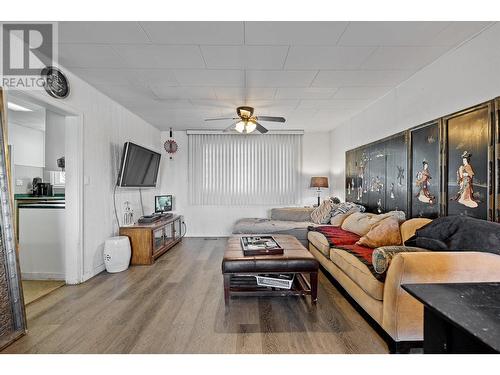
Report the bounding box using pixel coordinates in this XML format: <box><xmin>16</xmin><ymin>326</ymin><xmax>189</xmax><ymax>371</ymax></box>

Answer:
<box><xmin>415</xmin><ymin>160</ymin><xmax>435</xmax><ymax>205</ymax></box>
<box><xmin>451</xmin><ymin>151</ymin><xmax>478</xmax><ymax>208</ymax></box>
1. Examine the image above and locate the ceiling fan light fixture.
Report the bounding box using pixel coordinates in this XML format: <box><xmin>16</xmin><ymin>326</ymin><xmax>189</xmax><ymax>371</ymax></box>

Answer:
<box><xmin>246</xmin><ymin>121</ymin><xmax>257</xmax><ymax>133</ymax></box>
<box><xmin>235</xmin><ymin>120</ymin><xmax>246</xmax><ymax>133</ymax></box>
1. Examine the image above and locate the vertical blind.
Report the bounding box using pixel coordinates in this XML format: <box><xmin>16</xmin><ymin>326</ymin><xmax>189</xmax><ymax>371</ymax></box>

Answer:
<box><xmin>189</xmin><ymin>133</ymin><xmax>302</xmax><ymax>206</ymax></box>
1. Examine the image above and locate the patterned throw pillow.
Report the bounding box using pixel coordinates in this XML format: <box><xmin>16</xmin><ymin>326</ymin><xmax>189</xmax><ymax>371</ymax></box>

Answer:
<box><xmin>356</xmin><ymin>217</ymin><xmax>402</xmax><ymax>248</ymax></box>
<box><xmin>310</xmin><ymin>198</ymin><xmax>335</xmax><ymax>224</ymax></box>
<box><xmin>329</xmin><ymin>202</ymin><xmax>366</xmax><ymax>227</ymax></box>
<box><xmin>372</xmin><ymin>246</ymin><xmax>427</xmax><ymax>274</ymax></box>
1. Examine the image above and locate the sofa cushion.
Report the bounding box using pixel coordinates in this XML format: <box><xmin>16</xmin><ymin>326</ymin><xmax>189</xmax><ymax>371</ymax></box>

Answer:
<box><xmin>341</xmin><ymin>212</ymin><xmax>378</xmax><ymax>236</ymax></box>
<box><xmin>357</xmin><ymin>217</ymin><xmax>402</xmax><ymax>248</ymax></box>
<box><xmin>330</xmin><ymin>207</ymin><xmax>358</xmax><ymax>226</ymax></box>
<box><xmin>330</xmin><ymin>202</ymin><xmax>365</xmax><ymax>226</ymax></box>
<box><xmin>329</xmin><ymin>247</ymin><xmax>384</xmax><ymax>301</ymax></box>
<box><xmin>308</xmin><ymin>231</ymin><xmax>331</xmax><ymax>257</ymax></box>
<box><xmin>270</xmin><ymin>207</ymin><xmax>315</xmax><ymax>222</ymax></box>
<box><xmin>232</xmin><ymin>218</ymin><xmax>311</xmax><ymax>246</ymax></box>
<box><xmin>400</xmin><ymin>218</ymin><xmax>432</xmax><ymax>243</ymax></box>
<box><xmin>310</xmin><ymin>199</ymin><xmax>336</xmax><ymax>224</ymax></box>
<box><xmin>341</xmin><ymin>211</ymin><xmax>406</xmax><ymax>236</ymax></box>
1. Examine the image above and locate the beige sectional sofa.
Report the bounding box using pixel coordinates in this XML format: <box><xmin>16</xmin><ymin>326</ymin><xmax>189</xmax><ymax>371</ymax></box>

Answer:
<box><xmin>308</xmin><ymin>218</ymin><xmax>500</xmax><ymax>352</ymax></box>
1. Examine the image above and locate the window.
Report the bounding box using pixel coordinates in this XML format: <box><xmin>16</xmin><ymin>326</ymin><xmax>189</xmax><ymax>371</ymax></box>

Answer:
<box><xmin>188</xmin><ymin>133</ymin><xmax>302</xmax><ymax>205</ymax></box>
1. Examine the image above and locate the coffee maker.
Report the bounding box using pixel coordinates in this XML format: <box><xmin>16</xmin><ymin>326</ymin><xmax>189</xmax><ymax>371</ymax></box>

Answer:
<box><xmin>32</xmin><ymin>178</ymin><xmax>53</xmax><ymax>196</ymax></box>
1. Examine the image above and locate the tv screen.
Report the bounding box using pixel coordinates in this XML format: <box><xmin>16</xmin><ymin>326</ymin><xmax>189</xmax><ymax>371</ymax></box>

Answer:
<box><xmin>117</xmin><ymin>142</ymin><xmax>161</xmax><ymax>187</ymax></box>
<box><xmin>155</xmin><ymin>195</ymin><xmax>172</xmax><ymax>213</ymax></box>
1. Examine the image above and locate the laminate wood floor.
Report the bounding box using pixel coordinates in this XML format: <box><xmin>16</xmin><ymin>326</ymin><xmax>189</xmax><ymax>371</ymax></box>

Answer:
<box><xmin>2</xmin><ymin>238</ymin><xmax>388</xmax><ymax>354</ymax></box>
<box><xmin>22</xmin><ymin>280</ymin><xmax>65</xmax><ymax>305</ymax></box>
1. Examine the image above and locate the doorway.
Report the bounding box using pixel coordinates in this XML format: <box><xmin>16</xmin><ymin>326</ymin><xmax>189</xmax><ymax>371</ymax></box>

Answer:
<box><xmin>6</xmin><ymin>90</ymin><xmax>84</xmax><ymax>307</ymax></box>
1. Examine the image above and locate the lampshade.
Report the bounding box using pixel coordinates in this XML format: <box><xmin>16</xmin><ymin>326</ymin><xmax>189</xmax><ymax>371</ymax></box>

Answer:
<box><xmin>310</xmin><ymin>176</ymin><xmax>329</xmax><ymax>188</ymax></box>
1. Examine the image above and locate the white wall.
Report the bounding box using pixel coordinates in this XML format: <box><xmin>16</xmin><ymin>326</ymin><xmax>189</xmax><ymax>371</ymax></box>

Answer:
<box><xmin>45</xmin><ymin>109</ymin><xmax>66</xmax><ymax>171</ymax></box>
<box><xmin>8</xmin><ymin>123</ymin><xmax>45</xmax><ymax>168</ymax></box>
<box><xmin>330</xmin><ymin>22</ymin><xmax>500</xmax><ymax>199</ymax></box>
<box><xmin>159</xmin><ymin>131</ymin><xmax>331</xmax><ymax>237</ymax></box>
<box><xmin>11</xmin><ymin>70</ymin><xmax>162</xmax><ymax>282</ymax></box>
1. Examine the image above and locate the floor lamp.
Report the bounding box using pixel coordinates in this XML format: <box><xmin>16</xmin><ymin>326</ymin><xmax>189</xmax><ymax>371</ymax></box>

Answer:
<box><xmin>310</xmin><ymin>176</ymin><xmax>329</xmax><ymax>207</ymax></box>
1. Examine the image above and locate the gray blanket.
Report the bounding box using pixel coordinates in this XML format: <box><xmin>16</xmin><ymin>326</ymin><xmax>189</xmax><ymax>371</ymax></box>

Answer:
<box><xmin>404</xmin><ymin>216</ymin><xmax>500</xmax><ymax>255</ymax></box>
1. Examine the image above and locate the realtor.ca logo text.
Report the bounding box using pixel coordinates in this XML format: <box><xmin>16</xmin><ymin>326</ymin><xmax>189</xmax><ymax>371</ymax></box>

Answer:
<box><xmin>1</xmin><ymin>22</ymin><xmax>58</xmax><ymax>90</ymax></box>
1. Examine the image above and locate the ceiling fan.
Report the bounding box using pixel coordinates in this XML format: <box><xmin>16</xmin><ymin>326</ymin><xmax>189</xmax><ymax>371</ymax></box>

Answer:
<box><xmin>204</xmin><ymin>106</ymin><xmax>286</xmax><ymax>134</ymax></box>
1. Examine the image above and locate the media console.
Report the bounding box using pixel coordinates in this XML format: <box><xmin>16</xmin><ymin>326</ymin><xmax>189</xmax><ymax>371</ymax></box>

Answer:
<box><xmin>119</xmin><ymin>214</ymin><xmax>182</xmax><ymax>265</ymax></box>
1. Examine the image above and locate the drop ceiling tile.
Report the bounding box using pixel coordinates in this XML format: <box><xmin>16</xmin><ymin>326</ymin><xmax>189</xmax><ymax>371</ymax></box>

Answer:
<box><xmin>275</xmin><ymin>87</ymin><xmax>337</xmax><ymax>99</ymax></box>
<box><xmin>214</xmin><ymin>87</ymin><xmax>276</xmax><ymax>100</ymax></box>
<box><xmin>59</xmin><ymin>22</ymin><xmax>150</xmax><ymax>44</ymax></box>
<box><xmin>338</xmin><ymin>21</ymin><xmax>450</xmax><ymax>46</ymax></box>
<box><xmin>285</xmin><ymin>46</ymin><xmax>376</xmax><ymax>70</ymax></box>
<box><xmin>244</xmin><ymin>99</ymin><xmax>300</xmax><ymax>110</ymax></box>
<box><xmin>58</xmin><ymin>44</ymin><xmax>126</xmax><ymax>68</ymax></box>
<box><xmin>245</xmin><ymin>21</ymin><xmax>349</xmax><ymax>45</ymax></box>
<box><xmin>70</xmin><ymin>68</ymin><xmax>135</xmax><ymax>86</ymax></box>
<box><xmin>113</xmin><ymin>45</ymin><xmax>206</xmax><ymax>69</ymax></box>
<box><xmin>361</xmin><ymin>46</ymin><xmax>450</xmax><ymax>70</ymax></box>
<box><xmin>200</xmin><ymin>46</ymin><xmax>289</xmax><ymax>69</ymax></box>
<box><xmin>431</xmin><ymin>22</ymin><xmax>492</xmax><ymax>46</ymax></box>
<box><xmin>71</xmin><ymin>68</ymin><xmax>179</xmax><ymax>87</ymax></box>
<box><xmin>140</xmin><ymin>21</ymin><xmax>244</xmax><ymax>45</ymax></box>
<box><xmin>92</xmin><ymin>84</ymin><xmax>156</xmax><ymax>103</ymax></box>
<box><xmin>297</xmin><ymin>98</ymin><xmax>372</xmax><ymax>110</ymax></box>
<box><xmin>173</xmin><ymin>69</ymin><xmax>244</xmax><ymax>87</ymax></box>
<box><xmin>150</xmin><ymin>99</ymin><xmax>194</xmax><ymax>109</ymax></box>
<box><xmin>333</xmin><ymin>86</ymin><xmax>393</xmax><ymax>100</ymax></box>
<box><xmin>314</xmin><ymin>108</ymin><xmax>359</xmax><ymax>120</ymax></box>
<box><xmin>246</xmin><ymin>70</ymin><xmax>317</xmax><ymax>87</ymax></box>
<box><xmin>150</xmin><ymin>86</ymin><xmax>217</xmax><ymax>100</ymax></box>
<box><xmin>312</xmin><ymin>70</ymin><xmax>414</xmax><ymax>87</ymax></box>
<box><xmin>189</xmin><ymin>100</ymin><xmax>241</xmax><ymax>111</ymax></box>
<box><xmin>132</xmin><ymin>70</ymin><xmax>179</xmax><ymax>86</ymax></box>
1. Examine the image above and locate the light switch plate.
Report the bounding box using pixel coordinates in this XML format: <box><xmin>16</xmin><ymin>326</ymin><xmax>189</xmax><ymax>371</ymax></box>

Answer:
<box><xmin>84</xmin><ymin>176</ymin><xmax>90</xmax><ymax>185</ymax></box>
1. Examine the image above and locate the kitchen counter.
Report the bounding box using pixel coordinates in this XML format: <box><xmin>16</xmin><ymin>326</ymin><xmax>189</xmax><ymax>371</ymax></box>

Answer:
<box><xmin>14</xmin><ymin>195</ymin><xmax>65</xmax><ymax>241</ymax></box>
<box><xmin>14</xmin><ymin>194</ymin><xmax>65</xmax><ymax>200</ymax></box>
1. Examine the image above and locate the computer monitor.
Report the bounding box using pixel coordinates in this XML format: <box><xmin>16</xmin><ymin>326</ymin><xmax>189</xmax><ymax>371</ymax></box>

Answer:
<box><xmin>155</xmin><ymin>195</ymin><xmax>172</xmax><ymax>213</ymax></box>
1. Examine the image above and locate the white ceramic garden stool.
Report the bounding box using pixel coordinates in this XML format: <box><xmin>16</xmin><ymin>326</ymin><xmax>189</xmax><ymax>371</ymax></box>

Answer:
<box><xmin>104</xmin><ymin>236</ymin><xmax>131</xmax><ymax>273</ymax></box>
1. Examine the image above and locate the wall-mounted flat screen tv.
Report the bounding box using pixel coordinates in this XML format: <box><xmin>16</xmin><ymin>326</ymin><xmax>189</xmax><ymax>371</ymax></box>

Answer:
<box><xmin>117</xmin><ymin>142</ymin><xmax>161</xmax><ymax>187</ymax></box>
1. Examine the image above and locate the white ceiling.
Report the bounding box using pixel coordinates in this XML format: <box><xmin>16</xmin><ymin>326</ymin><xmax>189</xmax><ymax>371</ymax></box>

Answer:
<box><xmin>7</xmin><ymin>99</ymin><xmax>46</xmax><ymax>131</ymax></box>
<box><xmin>57</xmin><ymin>21</ymin><xmax>493</xmax><ymax>132</ymax></box>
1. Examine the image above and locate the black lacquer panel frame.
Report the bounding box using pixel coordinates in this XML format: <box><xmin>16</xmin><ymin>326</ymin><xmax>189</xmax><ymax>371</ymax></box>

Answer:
<box><xmin>345</xmin><ymin>132</ymin><xmax>408</xmax><ymax>215</ymax></box>
<box><xmin>408</xmin><ymin>120</ymin><xmax>442</xmax><ymax>219</ymax></box>
<box><xmin>443</xmin><ymin>102</ymin><xmax>494</xmax><ymax>221</ymax></box>
<box><xmin>345</xmin><ymin>98</ymin><xmax>500</xmax><ymax>222</ymax></box>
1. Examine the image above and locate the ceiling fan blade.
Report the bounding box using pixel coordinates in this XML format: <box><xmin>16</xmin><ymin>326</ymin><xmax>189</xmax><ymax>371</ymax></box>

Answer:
<box><xmin>223</xmin><ymin>121</ymin><xmax>239</xmax><ymax>133</ymax></box>
<box><xmin>254</xmin><ymin>121</ymin><xmax>269</xmax><ymax>134</ymax></box>
<box><xmin>205</xmin><ymin>117</ymin><xmax>239</xmax><ymax>122</ymax></box>
<box><xmin>255</xmin><ymin>116</ymin><xmax>286</xmax><ymax>123</ymax></box>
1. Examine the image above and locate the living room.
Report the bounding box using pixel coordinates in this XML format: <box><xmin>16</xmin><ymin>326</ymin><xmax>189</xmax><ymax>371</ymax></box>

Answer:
<box><xmin>1</xmin><ymin>0</ymin><xmax>500</xmax><ymax>372</ymax></box>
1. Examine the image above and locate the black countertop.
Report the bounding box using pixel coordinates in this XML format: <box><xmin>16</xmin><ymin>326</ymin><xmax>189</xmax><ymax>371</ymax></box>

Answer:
<box><xmin>403</xmin><ymin>283</ymin><xmax>500</xmax><ymax>352</ymax></box>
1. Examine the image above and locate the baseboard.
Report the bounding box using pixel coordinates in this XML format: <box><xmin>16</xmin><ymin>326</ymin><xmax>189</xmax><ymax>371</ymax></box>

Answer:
<box><xmin>81</xmin><ymin>263</ymin><xmax>106</xmax><ymax>283</ymax></box>
<box><xmin>21</xmin><ymin>272</ymin><xmax>65</xmax><ymax>280</ymax></box>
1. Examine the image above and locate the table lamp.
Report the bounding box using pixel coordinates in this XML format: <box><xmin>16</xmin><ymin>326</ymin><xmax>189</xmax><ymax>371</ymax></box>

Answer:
<box><xmin>310</xmin><ymin>177</ymin><xmax>329</xmax><ymax>206</ymax></box>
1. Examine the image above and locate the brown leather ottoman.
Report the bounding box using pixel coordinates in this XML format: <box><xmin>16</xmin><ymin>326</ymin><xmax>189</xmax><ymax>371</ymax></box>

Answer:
<box><xmin>222</xmin><ymin>235</ymin><xmax>319</xmax><ymax>305</ymax></box>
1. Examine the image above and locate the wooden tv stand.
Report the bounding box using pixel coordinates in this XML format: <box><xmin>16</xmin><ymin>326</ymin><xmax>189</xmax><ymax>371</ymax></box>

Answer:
<box><xmin>119</xmin><ymin>214</ymin><xmax>182</xmax><ymax>265</ymax></box>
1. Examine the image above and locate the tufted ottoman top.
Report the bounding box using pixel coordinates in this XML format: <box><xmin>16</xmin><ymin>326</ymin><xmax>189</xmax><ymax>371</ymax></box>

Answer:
<box><xmin>222</xmin><ymin>234</ymin><xmax>319</xmax><ymax>274</ymax></box>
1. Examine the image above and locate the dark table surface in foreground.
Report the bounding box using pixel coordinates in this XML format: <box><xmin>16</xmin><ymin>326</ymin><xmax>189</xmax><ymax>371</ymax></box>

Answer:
<box><xmin>403</xmin><ymin>282</ymin><xmax>500</xmax><ymax>353</ymax></box>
